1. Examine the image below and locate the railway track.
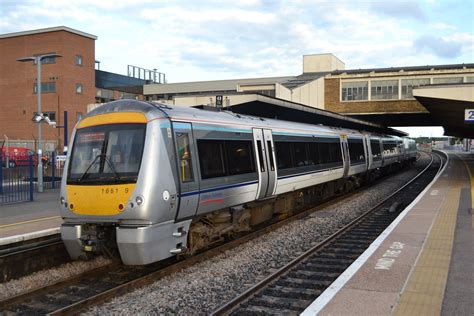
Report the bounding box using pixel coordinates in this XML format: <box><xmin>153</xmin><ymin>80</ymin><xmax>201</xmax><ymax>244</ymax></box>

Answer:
<box><xmin>0</xmin><ymin>153</ymin><xmax>438</xmax><ymax>314</ymax></box>
<box><xmin>0</xmin><ymin>234</ymin><xmax>69</xmax><ymax>283</ymax></box>
<box><xmin>211</xmin><ymin>151</ymin><xmax>445</xmax><ymax>315</ymax></box>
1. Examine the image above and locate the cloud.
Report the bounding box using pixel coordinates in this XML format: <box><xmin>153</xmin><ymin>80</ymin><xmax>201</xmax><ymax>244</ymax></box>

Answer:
<box><xmin>1</xmin><ymin>0</ymin><xmax>471</xmax><ymax>82</ymax></box>
<box><xmin>370</xmin><ymin>1</ymin><xmax>427</xmax><ymax>21</ymax></box>
<box><xmin>413</xmin><ymin>35</ymin><xmax>463</xmax><ymax>58</ymax></box>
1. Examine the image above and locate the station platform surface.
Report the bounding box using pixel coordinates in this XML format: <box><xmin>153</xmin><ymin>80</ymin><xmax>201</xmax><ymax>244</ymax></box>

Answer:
<box><xmin>0</xmin><ymin>189</ymin><xmax>61</xmax><ymax>243</ymax></box>
<box><xmin>303</xmin><ymin>151</ymin><xmax>474</xmax><ymax>316</ymax></box>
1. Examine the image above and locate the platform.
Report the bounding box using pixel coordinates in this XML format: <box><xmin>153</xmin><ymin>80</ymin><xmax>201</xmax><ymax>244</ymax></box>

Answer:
<box><xmin>0</xmin><ymin>189</ymin><xmax>61</xmax><ymax>244</ymax></box>
<box><xmin>302</xmin><ymin>151</ymin><xmax>474</xmax><ymax>316</ymax></box>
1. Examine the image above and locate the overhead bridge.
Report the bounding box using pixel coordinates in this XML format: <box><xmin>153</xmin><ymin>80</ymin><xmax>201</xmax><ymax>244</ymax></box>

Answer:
<box><xmin>413</xmin><ymin>83</ymin><xmax>474</xmax><ymax>137</ymax></box>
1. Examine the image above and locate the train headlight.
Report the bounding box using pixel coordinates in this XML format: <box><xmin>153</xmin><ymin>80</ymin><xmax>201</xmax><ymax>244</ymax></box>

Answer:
<box><xmin>60</xmin><ymin>196</ymin><xmax>65</xmax><ymax>204</ymax></box>
<box><xmin>135</xmin><ymin>195</ymin><xmax>144</xmax><ymax>206</ymax></box>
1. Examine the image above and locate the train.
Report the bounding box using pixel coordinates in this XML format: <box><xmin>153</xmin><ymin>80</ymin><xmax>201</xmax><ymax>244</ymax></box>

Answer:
<box><xmin>59</xmin><ymin>99</ymin><xmax>417</xmax><ymax>265</ymax></box>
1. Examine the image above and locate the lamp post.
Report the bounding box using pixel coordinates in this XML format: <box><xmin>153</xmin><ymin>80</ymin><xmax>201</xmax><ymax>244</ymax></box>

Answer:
<box><xmin>17</xmin><ymin>53</ymin><xmax>61</xmax><ymax>193</ymax></box>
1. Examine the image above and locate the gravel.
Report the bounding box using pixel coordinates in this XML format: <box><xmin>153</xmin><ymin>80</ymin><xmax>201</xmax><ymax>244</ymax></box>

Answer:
<box><xmin>0</xmin><ymin>256</ymin><xmax>112</xmax><ymax>300</ymax></box>
<box><xmin>88</xmin><ymin>157</ymin><xmax>428</xmax><ymax>315</ymax></box>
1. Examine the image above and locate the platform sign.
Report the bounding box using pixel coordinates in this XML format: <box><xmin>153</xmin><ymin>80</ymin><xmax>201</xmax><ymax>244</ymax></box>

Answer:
<box><xmin>465</xmin><ymin>109</ymin><xmax>474</xmax><ymax>123</ymax></box>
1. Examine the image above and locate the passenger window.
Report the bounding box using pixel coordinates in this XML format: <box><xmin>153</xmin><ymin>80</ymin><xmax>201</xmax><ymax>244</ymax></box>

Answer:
<box><xmin>176</xmin><ymin>133</ymin><xmax>194</xmax><ymax>182</ymax></box>
<box><xmin>226</xmin><ymin>140</ymin><xmax>255</xmax><ymax>175</ymax></box>
<box><xmin>197</xmin><ymin>140</ymin><xmax>226</xmax><ymax>179</ymax></box>
<box><xmin>293</xmin><ymin>142</ymin><xmax>308</xmax><ymax>167</ymax></box>
<box><xmin>348</xmin><ymin>139</ymin><xmax>365</xmax><ymax>163</ymax></box>
<box><xmin>256</xmin><ymin>141</ymin><xmax>265</xmax><ymax>172</ymax></box>
<box><xmin>267</xmin><ymin>141</ymin><xmax>275</xmax><ymax>171</ymax></box>
<box><xmin>275</xmin><ymin>142</ymin><xmax>292</xmax><ymax>169</ymax></box>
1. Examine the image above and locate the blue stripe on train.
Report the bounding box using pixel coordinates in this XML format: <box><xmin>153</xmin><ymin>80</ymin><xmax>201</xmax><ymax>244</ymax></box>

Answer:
<box><xmin>180</xmin><ymin>180</ymin><xmax>259</xmax><ymax>197</ymax></box>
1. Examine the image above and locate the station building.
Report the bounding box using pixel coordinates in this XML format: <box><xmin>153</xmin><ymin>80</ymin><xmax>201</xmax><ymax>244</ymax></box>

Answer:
<box><xmin>0</xmin><ymin>26</ymin><xmax>161</xmax><ymax>152</ymax></box>
<box><xmin>145</xmin><ymin>54</ymin><xmax>474</xmax><ymax>137</ymax></box>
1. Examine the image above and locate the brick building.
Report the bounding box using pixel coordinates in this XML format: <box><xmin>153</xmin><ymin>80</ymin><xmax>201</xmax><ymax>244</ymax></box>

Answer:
<box><xmin>0</xmin><ymin>26</ymin><xmax>97</xmax><ymax>152</ymax></box>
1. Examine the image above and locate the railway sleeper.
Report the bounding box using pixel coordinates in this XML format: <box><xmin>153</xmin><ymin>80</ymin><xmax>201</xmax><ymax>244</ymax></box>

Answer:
<box><xmin>287</xmin><ymin>269</ymin><xmax>340</xmax><ymax>281</ymax></box>
<box><xmin>301</xmin><ymin>261</ymin><xmax>350</xmax><ymax>273</ymax></box>
<box><xmin>277</xmin><ymin>276</ymin><xmax>333</xmax><ymax>289</ymax></box>
<box><xmin>263</xmin><ymin>285</ymin><xmax>322</xmax><ymax>300</ymax></box>
<box><xmin>307</xmin><ymin>256</ymin><xmax>354</xmax><ymax>265</ymax></box>
<box><xmin>233</xmin><ymin>304</ymin><xmax>298</xmax><ymax>316</ymax></box>
<box><xmin>248</xmin><ymin>294</ymin><xmax>311</xmax><ymax>310</ymax></box>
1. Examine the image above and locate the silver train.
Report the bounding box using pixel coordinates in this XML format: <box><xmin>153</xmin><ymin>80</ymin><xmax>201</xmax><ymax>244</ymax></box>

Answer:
<box><xmin>60</xmin><ymin>100</ymin><xmax>417</xmax><ymax>265</ymax></box>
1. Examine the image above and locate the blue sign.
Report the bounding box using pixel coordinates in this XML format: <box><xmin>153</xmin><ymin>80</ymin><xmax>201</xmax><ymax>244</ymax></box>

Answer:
<box><xmin>465</xmin><ymin>109</ymin><xmax>474</xmax><ymax>123</ymax></box>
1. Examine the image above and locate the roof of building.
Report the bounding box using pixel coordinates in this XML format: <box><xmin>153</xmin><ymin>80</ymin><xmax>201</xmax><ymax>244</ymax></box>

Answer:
<box><xmin>0</xmin><ymin>26</ymin><xmax>97</xmax><ymax>40</ymax></box>
<box><xmin>331</xmin><ymin>63</ymin><xmax>474</xmax><ymax>75</ymax></box>
<box><xmin>281</xmin><ymin>72</ymin><xmax>330</xmax><ymax>89</ymax></box>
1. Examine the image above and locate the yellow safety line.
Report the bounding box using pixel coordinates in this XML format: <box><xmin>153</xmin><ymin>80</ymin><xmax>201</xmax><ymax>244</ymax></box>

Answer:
<box><xmin>459</xmin><ymin>155</ymin><xmax>474</xmax><ymax>229</ymax></box>
<box><xmin>394</xmin><ymin>156</ymin><xmax>464</xmax><ymax>315</ymax></box>
<box><xmin>0</xmin><ymin>216</ymin><xmax>61</xmax><ymax>229</ymax></box>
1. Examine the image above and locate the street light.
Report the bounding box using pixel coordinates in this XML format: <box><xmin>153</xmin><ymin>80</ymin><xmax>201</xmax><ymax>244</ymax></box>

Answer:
<box><xmin>17</xmin><ymin>53</ymin><xmax>62</xmax><ymax>193</ymax></box>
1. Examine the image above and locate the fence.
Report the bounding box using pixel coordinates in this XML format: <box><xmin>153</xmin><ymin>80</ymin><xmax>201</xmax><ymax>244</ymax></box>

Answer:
<box><xmin>0</xmin><ymin>155</ymin><xmax>34</xmax><ymax>204</ymax></box>
<box><xmin>0</xmin><ymin>152</ymin><xmax>64</xmax><ymax>205</ymax></box>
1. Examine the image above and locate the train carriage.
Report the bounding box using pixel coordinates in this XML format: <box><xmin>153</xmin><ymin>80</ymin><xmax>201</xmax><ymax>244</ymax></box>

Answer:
<box><xmin>60</xmin><ymin>100</ymin><xmax>415</xmax><ymax>265</ymax></box>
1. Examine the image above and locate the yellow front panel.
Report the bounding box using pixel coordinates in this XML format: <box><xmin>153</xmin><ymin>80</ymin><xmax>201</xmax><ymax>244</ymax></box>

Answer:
<box><xmin>78</xmin><ymin>112</ymin><xmax>147</xmax><ymax>129</ymax></box>
<box><xmin>66</xmin><ymin>184</ymin><xmax>135</xmax><ymax>215</ymax></box>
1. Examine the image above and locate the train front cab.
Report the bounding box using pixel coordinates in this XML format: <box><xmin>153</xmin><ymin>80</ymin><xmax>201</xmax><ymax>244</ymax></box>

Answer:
<box><xmin>60</xmin><ymin>106</ymin><xmax>191</xmax><ymax>265</ymax></box>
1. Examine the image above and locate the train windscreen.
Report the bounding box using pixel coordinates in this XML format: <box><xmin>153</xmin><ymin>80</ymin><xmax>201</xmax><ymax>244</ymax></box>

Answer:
<box><xmin>67</xmin><ymin>123</ymin><xmax>146</xmax><ymax>184</ymax></box>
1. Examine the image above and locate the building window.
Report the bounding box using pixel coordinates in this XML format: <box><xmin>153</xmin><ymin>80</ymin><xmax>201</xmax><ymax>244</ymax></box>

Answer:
<box><xmin>34</xmin><ymin>111</ymin><xmax>56</xmax><ymax>121</ymax></box>
<box><xmin>33</xmin><ymin>82</ymin><xmax>56</xmax><ymax>93</ymax></box>
<box><xmin>371</xmin><ymin>80</ymin><xmax>399</xmax><ymax>100</ymax></box>
<box><xmin>76</xmin><ymin>83</ymin><xmax>83</xmax><ymax>94</ymax></box>
<box><xmin>401</xmin><ymin>78</ymin><xmax>430</xmax><ymax>99</ymax></box>
<box><xmin>341</xmin><ymin>81</ymin><xmax>368</xmax><ymax>101</ymax></box>
<box><xmin>432</xmin><ymin>77</ymin><xmax>463</xmax><ymax>84</ymax></box>
<box><xmin>467</xmin><ymin>76</ymin><xmax>474</xmax><ymax>83</ymax></box>
<box><xmin>75</xmin><ymin>55</ymin><xmax>83</xmax><ymax>66</ymax></box>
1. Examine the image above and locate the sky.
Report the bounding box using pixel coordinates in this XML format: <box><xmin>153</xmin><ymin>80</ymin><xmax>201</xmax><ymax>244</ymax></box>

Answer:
<box><xmin>1</xmin><ymin>0</ymin><xmax>473</xmax><ymax>136</ymax></box>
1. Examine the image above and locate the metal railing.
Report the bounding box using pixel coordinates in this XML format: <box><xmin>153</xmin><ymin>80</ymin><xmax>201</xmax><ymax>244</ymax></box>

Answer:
<box><xmin>0</xmin><ymin>152</ymin><xmax>64</xmax><ymax>204</ymax></box>
<box><xmin>0</xmin><ymin>155</ymin><xmax>34</xmax><ymax>204</ymax></box>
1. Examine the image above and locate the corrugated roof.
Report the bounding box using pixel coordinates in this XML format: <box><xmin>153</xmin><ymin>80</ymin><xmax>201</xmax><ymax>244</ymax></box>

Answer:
<box><xmin>331</xmin><ymin>63</ymin><xmax>474</xmax><ymax>75</ymax></box>
<box><xmin>281</xmin><ymin>72</ymin><xmax>330</xmax><ymax>89</ymax></box>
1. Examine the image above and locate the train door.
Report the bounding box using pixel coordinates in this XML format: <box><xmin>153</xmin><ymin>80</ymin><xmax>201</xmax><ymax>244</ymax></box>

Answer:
<box><xmin>173</xmin><ymin>122</ymin><xmax>200</xmax><ymax>220</ymax></box>
<box><xmin>341</xmin><ymin>135</ymin><xmax>350</xmax><ymax>177</ymax></box>
<box><xmin>253</xmin><ymin>128</ymin><xmax>276</xmax><ymax>199</ymax></box>
<box><xmin>363</xmin><ymin>136</ymin><xmax>370</xmax><ymax>169</ymax></box>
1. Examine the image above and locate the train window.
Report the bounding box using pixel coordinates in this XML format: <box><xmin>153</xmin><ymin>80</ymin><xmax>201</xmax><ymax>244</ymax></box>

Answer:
<box><xmin>226</xmin><ymin>140</ymin><xmax>255</xmax><ymax>175</ymax></box>
<box><xmin>348</xmin><ymin>139</ymin><xmax>365</xmax><ymax>164</ymax></box>
<box><xmin>383</xmin><ymin>142</ymin><xmax>398</xmax><ymax>155</ymax></box>
<box><xmin>307</xmin><ymin>142</ymin><xmax>319</xmax><ymax>165</ymax></box>
<box><xmin>328</xmin><ymin>142</ymin><xmax>343</xmax><ymax>164</ymax></box>
<box><xmin>370</xmin><ymin>140</ymin><xmax>382</xmax><ymax>160</ymax></box>
<box><xmin>256</xmin><ymin>141</ymin><xmax>266</xmax><ymax>172</ymax></box>
<box><xmin>197</xmin><ymin>140</ymin><xmax>226</xmax><ymax>179</ymax></box>
<box><xmin>275</xmin><ymin>142</ymin><xmax>292</xmax><ymax>169</ymax></box>
<box><xmin>176</xmin><ymin>133</ymin><xmax>194</xmax><ymax>182</ymax></box>
<box><xmin>318</xmin><ymin>142</ymin><xmax>331</xmax><ymax>164</ymax></box>
<box><xmin>267</xmin><ymin>141</ymin><xmax>275</xmax><ymax>171</ymax></box>
<box><xmin>293</xmin><ymin>142</ymin><xmax>308</xmax><ymax>167</ymax></box>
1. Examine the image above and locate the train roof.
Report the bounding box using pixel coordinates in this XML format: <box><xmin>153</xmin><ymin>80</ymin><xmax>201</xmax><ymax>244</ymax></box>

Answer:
<box><xmin>85</xmin><ymin>100</ymin><xmax>397</xmax><ymax>138</ymax></box>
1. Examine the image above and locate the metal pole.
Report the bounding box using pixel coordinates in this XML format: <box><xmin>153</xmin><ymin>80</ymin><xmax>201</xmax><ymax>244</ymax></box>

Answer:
<box><xmin>52</xmin><ymin>151</ymin><xmax>56</xmax><ymax>189</ymax></box>
<box><xmin>37</xmin><ymin>56</ymin><xmax>44</xmax><ymax>193</ymax></box>
<box><xmin>29</xmin><ymin>154</ymin><xmax>34</xmax><ymax>201</ymax></box>
<box><xmin>64</xmin><ymin>111</ymin><xmax>68</xmax><ymax>154</ymax></box>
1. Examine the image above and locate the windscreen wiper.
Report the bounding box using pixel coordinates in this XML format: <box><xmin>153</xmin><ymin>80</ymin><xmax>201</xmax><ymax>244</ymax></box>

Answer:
<box><xmin>102</xmin><ymin>155</ymin><xmax>121</xmax><ymax>182</ymax></box>
<box><xmin>78</xmin><ymin>154</ymin><xmax>103</xmax><ymax>182</ymax></box>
